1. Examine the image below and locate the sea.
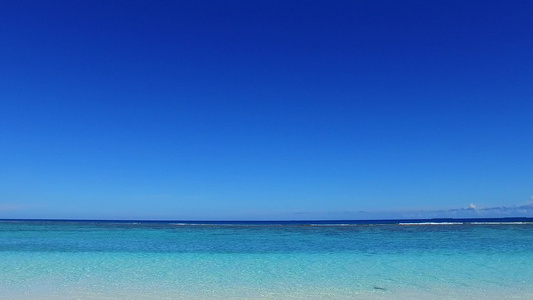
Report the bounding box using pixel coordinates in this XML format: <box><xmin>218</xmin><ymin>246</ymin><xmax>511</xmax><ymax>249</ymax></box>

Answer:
<box><xmin>0</xmin><ymin>218</ymin><xmax>532</xmax><ymax>299</ymax></box>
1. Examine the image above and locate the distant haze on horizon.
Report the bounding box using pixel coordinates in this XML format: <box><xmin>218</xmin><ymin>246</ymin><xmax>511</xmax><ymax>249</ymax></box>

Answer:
<box><xmin>1</xmin><ymin>0</ymin><xmax>532</xmax><ymax>220</ymax></box>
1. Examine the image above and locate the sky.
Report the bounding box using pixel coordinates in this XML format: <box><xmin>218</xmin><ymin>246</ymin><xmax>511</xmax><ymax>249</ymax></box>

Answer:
<box><xmin>1</xmin><ymin>0</ymin><xmax>532</xmax><ymax>220</ymax></box>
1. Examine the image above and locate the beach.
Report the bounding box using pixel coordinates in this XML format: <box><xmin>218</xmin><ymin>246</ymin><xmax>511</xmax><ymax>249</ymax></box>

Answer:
<box><xmin>1</xmin><ymin>220</ymin><xmax>532</xmax><ymax>299</ymax></box>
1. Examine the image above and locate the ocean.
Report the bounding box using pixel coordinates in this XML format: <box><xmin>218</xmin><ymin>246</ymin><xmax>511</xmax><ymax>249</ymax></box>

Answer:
<box><xmin>0</xmin><ymin>218</ymin><xmax>532</xmax><ymax>299</ymax></box>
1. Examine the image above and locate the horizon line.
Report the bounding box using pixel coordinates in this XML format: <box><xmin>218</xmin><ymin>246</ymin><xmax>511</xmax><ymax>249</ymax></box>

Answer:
<box><xmin>1</xmin><ymin>216</ymin><xmax>532</xmax><ymax>223</ymax></box>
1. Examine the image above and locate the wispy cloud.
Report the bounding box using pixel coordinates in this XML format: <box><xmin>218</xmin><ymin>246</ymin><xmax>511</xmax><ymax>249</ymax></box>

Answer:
<box><xmin>292</xmin><ymin>202</ymin><xmax>533</xmax><ymax>220</ymax></box>
<box><xmin>403</xmin><ymin>203</ymin><xmax>533</xmax><ymax>218</ymax></box>
<box><xmin>0</xmin><ymin>203</ymin><xmax>39</xmax><ymax>213</ymax></box>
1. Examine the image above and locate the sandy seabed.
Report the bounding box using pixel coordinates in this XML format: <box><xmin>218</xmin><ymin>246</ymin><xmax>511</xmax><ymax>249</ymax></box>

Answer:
<box><xmin>5</xmin><ymin>284</ymin><xmax>533</xmax><ymax>300</ymax></box>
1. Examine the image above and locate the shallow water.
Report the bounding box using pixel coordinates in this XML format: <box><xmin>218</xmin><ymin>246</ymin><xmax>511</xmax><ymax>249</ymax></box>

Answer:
<box><xmin>0</xmin><ymin>220</ymin><xmax>532</xmax><ymax>299</ymax></box>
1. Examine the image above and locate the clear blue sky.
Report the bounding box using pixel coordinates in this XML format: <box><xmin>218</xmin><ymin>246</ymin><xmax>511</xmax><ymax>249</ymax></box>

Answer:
<box><xmin>1</xmin><ymin>0</ymin><xmax>532</xmax><ymax>220</ymax></box>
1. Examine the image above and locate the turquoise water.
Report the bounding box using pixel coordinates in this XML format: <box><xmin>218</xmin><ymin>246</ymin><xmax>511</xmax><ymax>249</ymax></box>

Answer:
<box><xmin>0</xmin><ymin>220</ymin><xmax>532</xmax><ymax>299</ymax></box>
